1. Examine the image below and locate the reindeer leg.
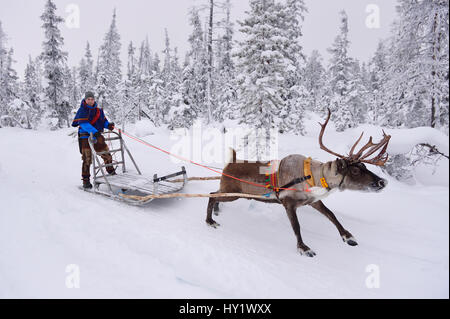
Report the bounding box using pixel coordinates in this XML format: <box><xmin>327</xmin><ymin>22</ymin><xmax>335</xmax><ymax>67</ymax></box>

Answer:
<box><xmin>206</xmin><ymin>193</ymin><xmax>239</xmax><ymax>228</ymax></box>
<box><xmin>206</xmin><ymin>194</ymin><xmax>220</xmax><ymax>228</ymax></box>
<box><xmin>213</xmin><ymin>202</ymin><xmax>220</xmax><ymax>216</ymax></box>
<box><xmin>282</xmin><ymin>199</ymin><xmax>316</xmax><ymax>257</ymax></box>
<box><xmin>309</xmin><ymin>200</ymin><xmax>358</xmax><ymax>246</ymax></box>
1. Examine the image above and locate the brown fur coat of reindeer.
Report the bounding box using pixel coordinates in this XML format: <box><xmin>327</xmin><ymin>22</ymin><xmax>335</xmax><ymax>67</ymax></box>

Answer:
<box><xmin>206</xmin><ymin>109</ymin><xmax>391</xmax><ymax>257</ymax></box>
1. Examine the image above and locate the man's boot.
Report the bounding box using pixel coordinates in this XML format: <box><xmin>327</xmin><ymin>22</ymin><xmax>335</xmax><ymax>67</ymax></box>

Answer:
<box><xmin>83</xmin><ymin>178</ymin><xmax>93</xmax><ymax>189</ymax></box>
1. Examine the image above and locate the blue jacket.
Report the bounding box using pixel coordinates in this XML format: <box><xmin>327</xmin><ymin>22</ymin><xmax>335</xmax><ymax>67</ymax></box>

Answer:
<box><xmin>72</xmin><ymin>100</ymin><xmax>110</xmax><ymax>139</ymax></box>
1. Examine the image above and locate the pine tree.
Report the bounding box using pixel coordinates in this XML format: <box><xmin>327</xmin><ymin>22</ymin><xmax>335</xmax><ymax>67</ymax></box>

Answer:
<box><xmin>348</xmin><ymin>59</ymin><xmax>369</xmax><ymax>125</ymax></box>
<box><xmin>214</xmin><ymin>0</ymin><xmax>237</xmax><ymax>122</ymax></box>
<box><xmin>368</xmin><ymin>41</ymin><xmax>389</xmax><ymax>124</ymax></box>
<box><xmin>160</xmin><ymin>29</ymin><xmax>177</xmax><ymax>125</ymax></box>
<box><xmin>420</xmin><ymin>0</ymin><xmax>448</xmax><ymax>129</ymax></box>
<box><xmin>181</xmin><ymin>8</ymin><xmax>208</xmax><ymax>126</ymax></box>
<box><xmin>136</xmin><ymin>38</ymin><xmax>153</xmax><ymax>123</ymax></box>
<box><xmin>0</xmin><ymin>21</ymin><xmax>8</xmax><ymax>108</ymax></box>
<box><xmin>170</xmin><ymin>54</ymin><xmax>197</xmax><ymax>129</ymax></box>
<box><xmin>235</xmin><ymin>0</ymin><xmax>292</xmax><ymax>132</ymax></box>
<box><xmin>166</xmin><ymin>47</ymin><xmax>185</xmax><ymax>129</ymax></box>
<box><xmin>121</xmin><ymin>41</ymin><xmax>139</xmax><ymax>124</ymax></box>
<box><xmin>303</xmin><ymin>50</ymin><xmax>326</xmax><ymax>112</ymax></box>
<box><xmin>67</xmin><ymin>66</ymin><xmax>80</xmax><ymax>112</ymax></box>
<box><xmin>40</xmin><ymin>0</ymin><xmax>69</xmax><ymax>129</ymax></box>
<box><xmin>0</xmin><ymin>21</ymin><xmax>13</xmax><ymax>120</ymax></box>
<box><xmin>380</xmin><ymin>0</ymin><xmax>448</xmax><ymax>130</ymax></box>
<box><xmin>1</xmin><ymin>49</ymin><xmax>20</xmax><ymax>126</ymax></box>
<box><xmin>96</xmin><ymin>9</ymin><xmax>122</xmax><ymax>121</ymax></box>
<box><xmin>22</xmin><ymin>55</ymin><xmax>44</xmax><ymax>127</ymax></box>
<box><xmin>1</xmin><ymin>48</ymin><xmax>35</xmax><ymax>129</ymax></box>
<box><xmin>204</xmin><ymin>0</ymin><xmax>216</xmax><ymax>124</ymax></box>
<box><xmin>278</xmin><ymin>0</ymin><xmax>308</xmax><ymax>135</ymax></box>
<box><xmin>152</xmin><ymin>53</ymin><xmax>161</xmax><ymax>74</ymax></box>
<box><xmin>79</xmin><ymin>42</ymin><xmax>95</xmax><ymax>95</ymax></box>
<box><xmin>326</xmin><ymin>10</ymin><xmax>356</xmax><ymax>132</ymax></box>
<box><xmin>235</xmin><ymin>0</ymin><xmax>300</xmax><ymax>158</ymax></box>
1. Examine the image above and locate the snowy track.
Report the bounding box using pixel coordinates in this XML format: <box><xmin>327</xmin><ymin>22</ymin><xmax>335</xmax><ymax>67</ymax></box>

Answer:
<box><xmin>0</xmin><ymin>125</ymin><xmax>448</xmax><ymax>298</ymax></box>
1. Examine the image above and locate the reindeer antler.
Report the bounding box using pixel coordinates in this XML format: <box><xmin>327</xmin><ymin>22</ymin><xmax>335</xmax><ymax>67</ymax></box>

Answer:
<box><xmin>318</xmin><ymin>108</ymin><xmax>391</xmax><ymax>166</ymax></box>
<box><xmin>318</xmin><ymin>108</ymin><xmax>346</xmax><ymax>159</ymax></box>
<box><xmin>357</xmin><ymin>130</ymin><xmax>391</xmax><ymax>166</ymax></box>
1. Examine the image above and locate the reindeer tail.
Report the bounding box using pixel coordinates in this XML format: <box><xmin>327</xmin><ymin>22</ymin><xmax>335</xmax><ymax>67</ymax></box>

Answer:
<box><xmin>226</xmin><ymin>148</ymin><xmax>237</xmax><ymax>164</ymax></box>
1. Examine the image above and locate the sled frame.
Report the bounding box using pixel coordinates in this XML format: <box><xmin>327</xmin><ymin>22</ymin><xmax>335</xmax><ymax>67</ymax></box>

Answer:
<box><xmin>85</xmin><ymin>131</ymin><xmax>188</xmax><ymax>206</ymax></box>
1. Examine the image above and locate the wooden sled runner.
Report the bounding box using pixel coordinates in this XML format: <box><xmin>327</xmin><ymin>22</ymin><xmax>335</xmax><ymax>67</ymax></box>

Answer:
<box><xmin>82</xmin><ymin>131</ymin><xmax>188</xmax><ymax>206</ymax></box>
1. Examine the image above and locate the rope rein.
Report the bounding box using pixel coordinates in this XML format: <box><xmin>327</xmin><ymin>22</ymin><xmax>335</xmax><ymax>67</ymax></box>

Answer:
<box><xmin>116</xmin><ymin>128</ymin><xmax>307</xmax><ymax>192</ymax></box>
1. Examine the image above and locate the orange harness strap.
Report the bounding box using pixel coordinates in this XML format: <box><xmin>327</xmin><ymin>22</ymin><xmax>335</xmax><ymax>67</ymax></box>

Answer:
<box><xmin>304</xmin><ymin>157</ymin><xmax>316</xmax><ymax>188</ymax></box>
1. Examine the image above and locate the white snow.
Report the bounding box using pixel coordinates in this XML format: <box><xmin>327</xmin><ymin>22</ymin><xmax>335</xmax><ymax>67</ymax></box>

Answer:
<box><xmin>0</xmin><ymin>120</ymin><xmax>448</xmax><ymax>299</ymax></box>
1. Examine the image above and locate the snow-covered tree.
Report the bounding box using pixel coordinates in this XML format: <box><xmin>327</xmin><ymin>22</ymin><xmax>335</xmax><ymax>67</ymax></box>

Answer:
<box><xmin>326</xmin><ymin>10</ymin><xmax>357</xmax><ymax>132</ymax></box>
<box><xmin>214</xmin><ymin>0</ymin><xmax>237</xmax><ymax>122</ymax></box>
<box><xmin>0</xmin><ymin>25</ymin><xmax>35</xmax><ymax>129</ymax></box>
<box><xmin>160</xmin><ymin>30</ymin><xmax>182</xmax><ymax>125</ymax></box>
<box><xmin>120</xmin><ymin>41</ymin><xmax>139</xmax><ymax>124</ymax></box>
<box><xmin>79</xmin><ymin>42</ymin><xmax>95</xmax><ymax>95</ymax></box>
<box><xmin>368</xmin><ymin>41</ymin><xmax>389</xmax><ymax>124</ymax></box>
<box><xmin>348</xmin><ymin>59</ymin><xmax>369</xmax><ymax>125</ymax></box>
<box><xmin>152</xmin><ymin>53</ymin><xmax>161</xmax><ymax>74</ymax></box>
<box><xmin>96</xmin><ymin>9</ymin><xmax>122</xmax><ymax>121</ymax></box>
<box><xmin>181</xmin><ymin>8</ymin><xmax>208</xmax><ymax>127</ymax></box>
<box><xmin>40</xmin><ymin>0</ymin><xmax>69</xmax><ymax>129</ymax></box>
<box><xmin>0</xmin><ymin>49</ymin><xmax>21</xmax><ymax>127</ymax></box>
<box><xmin>65</xmin><ymin>66</ymin><xmax>80</xmax><ymax>112</ymax></box>
<box><xmin>278</xmin><ymin>0</ymin><xmax>308</xmax><ymax>135</ymax></box>
<box><xmin>380</xmin><ymin>0</ymin><xmax>449</xmax><ymax>130</ymax></box>
<box><xmin>166</xmin><ymin>47</ymin><xmax>186</xmax><ymax>130</ymax></box>
<box><xmin>21</xmin><ymin>55</ymin><xmax>44</xmax><ymax>127</ymax></box>
<box><xmin>303</xmin><ymin>50</ymin><xmax>326</xmax><ymax>112</ymax></box>
<box><xmin>136</xmin><ymin>38</ymin><xmax>153</xmax><ymax>123</ymax></box>
<box><xmin>0</xmin><ymin>23</ymin><xmax>19</xmax><ymax>123</ymax></box>
<box><xmin>235</xmin><ymin>0</ymin><xmax>294</xmax><ymax>132</ymax></box>
<box><xmin>0</xmin><ymin>21</ymin><xmax>10</xmax><ymax>120</ymax></box>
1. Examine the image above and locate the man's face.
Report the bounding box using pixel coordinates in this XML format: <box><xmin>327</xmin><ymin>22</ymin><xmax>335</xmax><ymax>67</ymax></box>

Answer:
<box><xmin>86</xmin><ymin>97</ymin><xmax>95</xmax><ymax>106</ymax></box>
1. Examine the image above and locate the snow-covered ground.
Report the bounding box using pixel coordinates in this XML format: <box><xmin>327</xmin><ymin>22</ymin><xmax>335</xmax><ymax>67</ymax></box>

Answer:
<box><xmin>0</xmin><ymin>116</ymin><xmax>448</xmax><ymax>299</ymax></box>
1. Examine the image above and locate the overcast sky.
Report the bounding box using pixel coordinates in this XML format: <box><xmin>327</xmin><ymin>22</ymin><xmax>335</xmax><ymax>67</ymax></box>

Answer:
<box><xmin>0</xmin><ymin>0</ymin><xmax>398</xmax><ymax>79</ymax></box>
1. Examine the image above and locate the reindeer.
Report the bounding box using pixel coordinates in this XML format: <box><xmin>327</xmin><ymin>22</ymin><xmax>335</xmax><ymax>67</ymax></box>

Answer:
<box><xmin>206</xmin><ymin>109</ymin><xmax>391</xmax><ymax>257</ymax></box>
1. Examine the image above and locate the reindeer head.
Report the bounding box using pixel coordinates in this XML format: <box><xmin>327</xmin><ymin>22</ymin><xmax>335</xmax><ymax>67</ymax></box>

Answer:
<box><xmin>319</xmin><ymin>109</ymin><xmax>391</xmax><ymax>193</ymax></box>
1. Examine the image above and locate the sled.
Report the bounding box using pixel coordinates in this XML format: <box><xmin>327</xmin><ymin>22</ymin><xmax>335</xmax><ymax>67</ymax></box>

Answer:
<box><xmin>81</xmin><ymin>130</ymin><xmax>188</xmax><ymax>206</ymax></box>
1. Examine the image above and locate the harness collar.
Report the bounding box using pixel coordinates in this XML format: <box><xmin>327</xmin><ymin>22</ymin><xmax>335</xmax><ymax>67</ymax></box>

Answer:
<box><xmin>304</xmin><ymin>157</ymin><xmax>331</xmax><ymax>191</ymax></box>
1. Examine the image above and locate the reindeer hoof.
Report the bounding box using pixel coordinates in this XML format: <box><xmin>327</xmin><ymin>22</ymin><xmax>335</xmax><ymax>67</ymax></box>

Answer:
<box><xmin>342</xmin><ymin>235</ymin><xmax>358</xmax><ymax>246</ymax></box>
<box><xmin>298</xmin><ymin>246</ymin><xmax>316</xmax><ymax>257</ymax></box>
<box><xmin>206</xmin><ymin>220</ymin><xmax>220</xmax><ymax>229</ymax></box>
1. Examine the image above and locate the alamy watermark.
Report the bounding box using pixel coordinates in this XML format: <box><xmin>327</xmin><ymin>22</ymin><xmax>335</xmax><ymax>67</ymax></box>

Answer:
<box><xmin>365</xmin><ymin>264</ymin><xmax>381</xmax><ymax>289</ymax></box>
<box><xmin>65</xmin><ymin>4</ymin><xmax>80</xmax><ymax>29</ymax></box>
<box><xmin>365</xmin><ymin>4</ymin><xmax>381</xmax><ymax>29</ymax></box>
<box><xmin>169</xmin><ymin>121</ymin><xmax>280</xmax><ymax>166</ymax></box>
<box><xmin>65</xmin><ymin>264</ymin><xmax>80</xmax><ymax>289</ymax></box>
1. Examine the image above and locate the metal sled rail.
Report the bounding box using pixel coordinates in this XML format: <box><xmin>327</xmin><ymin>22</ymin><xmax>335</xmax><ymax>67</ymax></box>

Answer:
<box><xmin>84</xmin><ymin>131</ymin><xmax>188</xmax><ymax>206</ymax></box>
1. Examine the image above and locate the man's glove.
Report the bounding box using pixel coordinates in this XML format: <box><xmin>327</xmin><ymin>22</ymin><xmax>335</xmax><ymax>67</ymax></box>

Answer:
<box><xmin>89</xmin><ymin>132</ymin><xmax>101</xmax><ymax>144</ymax></box>
<box><xmin>108</xmin><ymin>123</ymin><xmax>115</xmax><ymax>131</ymax></box>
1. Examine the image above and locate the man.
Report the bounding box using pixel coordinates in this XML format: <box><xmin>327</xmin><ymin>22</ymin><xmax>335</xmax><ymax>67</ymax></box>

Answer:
<box><xmin>72</xmin><ymin>92</ymin><xmax>116</xmax><ymax>189</ymax></box>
